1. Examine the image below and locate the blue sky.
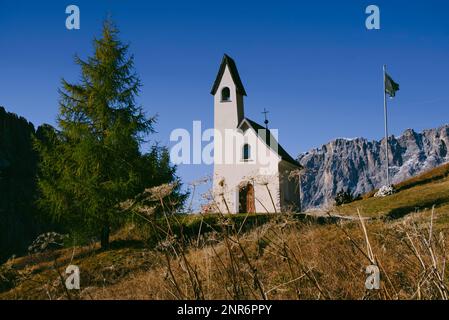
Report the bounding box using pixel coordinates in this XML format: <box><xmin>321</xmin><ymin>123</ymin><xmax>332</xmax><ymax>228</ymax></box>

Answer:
<box><xmin>1</xmin><ymin>1</ymin><xmax>449</xmax><ymax>207</ymax></box>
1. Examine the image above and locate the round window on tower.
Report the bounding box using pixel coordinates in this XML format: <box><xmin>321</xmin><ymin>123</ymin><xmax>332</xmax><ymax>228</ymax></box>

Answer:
<box><xmin>221</xmin><ymin>87</ymin><xmax>231</xmax><ymax>102</ymax></box>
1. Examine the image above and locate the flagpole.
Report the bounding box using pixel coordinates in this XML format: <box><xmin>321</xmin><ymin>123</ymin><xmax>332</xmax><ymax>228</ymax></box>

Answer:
<box><xmin>383</xmin><ymin>64</ymin><xmax>390</xmax><ymax>186</ymax></box>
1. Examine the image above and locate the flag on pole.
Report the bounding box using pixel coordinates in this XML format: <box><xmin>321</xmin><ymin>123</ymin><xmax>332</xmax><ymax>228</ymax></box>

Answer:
<box><xmin>385</xmin><ymin>73</ymin><xmax>400</xmax><ymax>98</ymax></box>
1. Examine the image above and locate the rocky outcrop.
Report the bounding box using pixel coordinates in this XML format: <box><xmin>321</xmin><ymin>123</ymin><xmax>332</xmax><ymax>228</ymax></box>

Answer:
<box><xmin>28</xmin><ymin>232</ymin><xmax>68</xmax><ymax>254</ymax></box>
<box><xmin>299</xmin><ymin>124</ymin><xmax>449</xmax><ymax>209</ymax></box>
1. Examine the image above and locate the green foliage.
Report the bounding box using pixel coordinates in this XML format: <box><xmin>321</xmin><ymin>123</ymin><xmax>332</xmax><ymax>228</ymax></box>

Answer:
<box><xmin>0</xmin><ymin>107</ymin><xmax>58</xmax><ymax>263</ymax></box>
<box><xmin>334</xmin><ymin>189</ymin><xmax>359</xmax><ymax>206</ymax></box>
<box><xmin>34</xmin><ymin>20</ymin><xmax>185</xmax><ymax>247</ymax></box>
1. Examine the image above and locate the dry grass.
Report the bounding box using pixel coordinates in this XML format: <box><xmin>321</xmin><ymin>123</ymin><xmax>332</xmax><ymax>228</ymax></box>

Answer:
<box><xmin>81</xmin><ymin>209</ymin><xmax>449</xmax><ymax>300</ymax></box>
<box><xmin>3</xmin><ymin>207</ymin><xmax>447</xmax><ymax>300</ymax></box>
<box><xmin>0</xmin><ymin>239</ymin><xmax>160</xmax><ymax>300</ymax></box>
<box><xmin>3</xmin><ymin>164</ymin><xmax>449</xmax><ymax>300</ymax></box>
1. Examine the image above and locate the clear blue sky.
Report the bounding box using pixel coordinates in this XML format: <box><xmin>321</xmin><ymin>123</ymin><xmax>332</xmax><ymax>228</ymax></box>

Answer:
<box><xmin>1</xmin><ymin>1</ymin><xmax>449</xmax><ymax>207</ymax></box>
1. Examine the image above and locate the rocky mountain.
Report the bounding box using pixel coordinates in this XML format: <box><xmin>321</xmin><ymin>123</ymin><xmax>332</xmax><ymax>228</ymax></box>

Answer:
<box><xmin>299</xmin><ymin>124</ymin><xmax>449</xmax><ymax>209</ymax></box>
<box><xmin>0</xmin><ymin>107</ymin><xmax>54</xmax><ymax>262</ymax></box>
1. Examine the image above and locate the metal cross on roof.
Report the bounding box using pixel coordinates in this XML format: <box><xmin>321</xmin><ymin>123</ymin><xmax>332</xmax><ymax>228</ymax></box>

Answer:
<box><xmin>262</xmin><ymin>108</ymin><xmax>269</xmax><ymax>129</ymax></box>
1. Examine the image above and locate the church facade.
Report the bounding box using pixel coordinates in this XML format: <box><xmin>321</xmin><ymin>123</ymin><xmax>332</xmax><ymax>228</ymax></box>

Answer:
<box><xmin>211</xmin><ymin>54</ymin><xmax>302</xmax><ymax>214</ymax></box>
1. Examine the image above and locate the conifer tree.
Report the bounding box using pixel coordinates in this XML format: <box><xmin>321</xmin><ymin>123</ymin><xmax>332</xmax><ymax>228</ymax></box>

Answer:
<box><xmin>35</xmin><ymin>20</ymin><xmax>184</xmax><ymax>248</ymax></box>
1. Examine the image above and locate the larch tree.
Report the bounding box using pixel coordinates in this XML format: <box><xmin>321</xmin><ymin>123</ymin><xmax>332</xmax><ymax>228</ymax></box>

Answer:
<box><xmin>35</xmin><ymin>20</ymin><xmax>184</xmax><ymax>249</ymax></box>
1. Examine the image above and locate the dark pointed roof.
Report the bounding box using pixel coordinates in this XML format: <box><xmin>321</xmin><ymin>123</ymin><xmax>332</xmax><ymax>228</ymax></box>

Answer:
<box><xmin>211</xmin><ymin>54</ymin><xmax>247</xmax><ymax>96</ymax></box>
<box><xmin>238</xmin><ymin>118</ymin><xmax>302</xmax><ymax>168</ymax></box>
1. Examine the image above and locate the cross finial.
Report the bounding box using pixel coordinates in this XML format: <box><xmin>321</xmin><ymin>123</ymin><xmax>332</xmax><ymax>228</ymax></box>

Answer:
<box><xmin>262</xmin><ymin>108</ymin><xmax>269</xmax><ymax>129</ymax></box>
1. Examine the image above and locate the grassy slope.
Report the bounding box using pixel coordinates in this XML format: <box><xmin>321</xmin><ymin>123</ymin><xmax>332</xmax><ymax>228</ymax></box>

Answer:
<box><xmin>2</xmin><ymin>163</ymin><xmax>449</xmax><ymax>299</ymax></box>
<box><xmin>335</xmin><ymin>163</ymin><xmax>449</xmax><ymax>221</ymax></box>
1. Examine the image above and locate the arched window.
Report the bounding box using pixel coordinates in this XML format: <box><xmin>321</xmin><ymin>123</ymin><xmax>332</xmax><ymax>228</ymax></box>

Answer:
<box><xmin>221</xmin><ymin>87</ymin><xmax>231</xmax><ymax>102</ymax></box>
<box><xmin>242</xmin><ymin>144</ymin><xmax>251</xmax><ymax>161</ymax></box>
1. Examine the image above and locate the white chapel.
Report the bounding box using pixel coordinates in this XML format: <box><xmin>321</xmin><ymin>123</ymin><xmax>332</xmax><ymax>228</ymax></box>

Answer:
<box><xmin>211</xmin><ymin>54</ymin><xmax>302</xmax><ymax>214</ymax></box>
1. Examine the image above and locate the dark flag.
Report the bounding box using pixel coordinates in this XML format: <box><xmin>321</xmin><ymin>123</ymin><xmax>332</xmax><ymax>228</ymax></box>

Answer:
<box><xmin>385</xmin><ymin>73</ymin><xmax>400</xmax><ymax>98</ymax></box>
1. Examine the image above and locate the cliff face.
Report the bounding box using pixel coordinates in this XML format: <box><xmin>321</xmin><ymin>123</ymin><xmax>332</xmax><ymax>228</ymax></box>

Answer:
<box><xmin>299</xmin><ymin>125</ymin><xmax>449</xmax><ymax>209</ymax></box>
<box><xmin>0</xmin><ymin>107</ymin><xmax>49</xmax><ymax>262</ymax></box>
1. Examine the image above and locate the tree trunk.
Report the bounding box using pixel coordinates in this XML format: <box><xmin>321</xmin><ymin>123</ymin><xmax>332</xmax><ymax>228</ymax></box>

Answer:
<box><xmin>100</xmin><ymin>224</ymin><xmax>110</xmax><ymax>249</ymax></box>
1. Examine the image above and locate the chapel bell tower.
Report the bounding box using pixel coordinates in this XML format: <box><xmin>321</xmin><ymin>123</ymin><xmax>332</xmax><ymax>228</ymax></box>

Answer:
<box><xmin>210</xmin><ymin>54</ymin><xmax>247</xmax><ymax>132</ymax></box>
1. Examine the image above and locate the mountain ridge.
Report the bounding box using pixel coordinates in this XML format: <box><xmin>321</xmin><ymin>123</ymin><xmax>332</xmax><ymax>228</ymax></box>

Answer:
<box><xmin>298</xmin><ymin>124</ymin><xmax>449</xmax><ymax>209</ymax></box>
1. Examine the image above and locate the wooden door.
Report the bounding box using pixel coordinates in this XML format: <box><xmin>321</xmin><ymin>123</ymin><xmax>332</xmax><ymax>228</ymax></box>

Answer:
<box><xmin>246</xmin><ymin>184</ymin><xmax>255</xmax><ymax>213</ymax></box>
<box><xmin>239</xmin><ymin>185</ymin><xmax>247</xmax><ymax>213</ymax></box>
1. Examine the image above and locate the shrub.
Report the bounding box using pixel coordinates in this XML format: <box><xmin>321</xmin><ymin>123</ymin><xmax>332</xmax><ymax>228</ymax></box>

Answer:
<box><xmin>335</xmin><ymin>189</ymin><xmax>360</xmax><ymax>206</ymax></box>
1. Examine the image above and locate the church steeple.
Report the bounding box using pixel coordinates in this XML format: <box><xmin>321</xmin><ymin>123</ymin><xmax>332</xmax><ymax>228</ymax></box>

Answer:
<box><xmin>212</xmin><ymin>54</ymin><xmax>246</xmax><ymax>131</ymax></box>
<box><xmin>211</xmin><ymin>54</ymin><xmax>247</xmax><ymax>96</ymax></box>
